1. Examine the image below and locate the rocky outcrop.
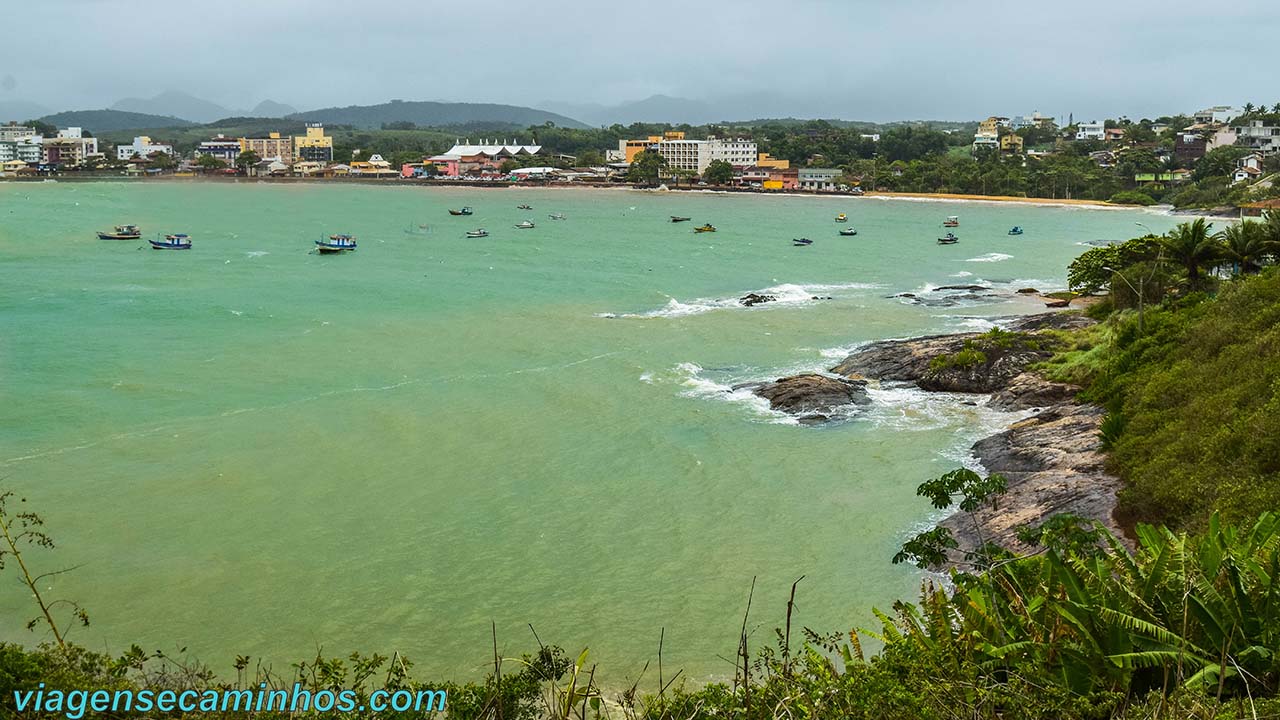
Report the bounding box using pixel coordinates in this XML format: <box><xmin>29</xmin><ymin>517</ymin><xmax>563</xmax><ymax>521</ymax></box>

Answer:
<box><xmin>990</xmin><ymin>372</ymin><xmax>1081</xmax><ymax>411</ymax></box>
<box><xmin>740</xmin><ymin>293</ymin><xmax>776</xmax><ymax>307</ymax></box>
<box><xmin>918</xmin><ymin>349</ymin><xmax>1052</xmax><ymax>393</ymax></box>
<box><xmin>941</xmin><ymin>403</ymin><xmax>1124</xmax><ymax>554</ymax></box>
<box><xmin>744</xmin><ymin>373</ymin><xmax>870</xmax><ymax>425</ymax></box>
<box><xmin>831</xmin><ymin>333</ymin><xmax>979</xmax><ymax>382</ymax></box>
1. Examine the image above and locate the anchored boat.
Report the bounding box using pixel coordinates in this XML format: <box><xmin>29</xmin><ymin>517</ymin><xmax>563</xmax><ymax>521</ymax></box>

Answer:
<box><xmin>548</xmin><ymin>212</ymin><xmax>566</xmax><ymax>220</ymax></box>
<box><xmin>449</xmin><ymin>206</ymin><xmax>474</xmax><ymax>216</ymax></box>
<box><xmin>835</xmin><ymin>213</ymin><xmax>848</xmax><ymax>223</ymax></box>
<box><xmin>150</xmin><ymin>233</ymin><xmax>191</xmax><ymax>250</ymax></box>
<box><xmin>316</xmin><ymin>234</ymin><xmax>357</xmax><ymax>253</ymax></box>
<box><xmin>466</xmin><ymin>229</ymin><xmax>489</xmax><ymax>238</ymax></box>
<box><xmin>517</xmin><ymin>204</ymin><xmax>533</xmax><ymax>210</ymax></box>
<box><xmin>943</xmin><ymin>215</ymin><xmax>960</xmax><ymax>227</ymax></box>
<box><xmin>670</xmin><ymin>216</ymin><xmax>692</xmax><ymax>223</ymax></box>
<box><xmin>693</xmin><ymin>224</ymin><xmax>717</xmax><ymax>233</ymax></box>
<box><xmin>937</xmin><ymin>232</ymin><xmax>959</xmax><ymax>245</ymax></box>
<box><xmin>1008</xmin><ymin>226</ymin><xmax>1024</xmax><ymax>236</ymax></box>
<box><xmin>793</xmin><ymin>237</ymin><xmax>813</xmax><ymax>246</ymax></box>
<box><xmin>514</xmin><ymin>220</ymin><xmax>535</xmax><ymax>229</ymax></box>
<box><xmin>97</xmin><ymin>224</ymin><xmax>141</xmax><ymax>240</ymax></box>
<box><xmin>839</xmin><ymin>227</ymin><xmax>858</xmax><ymax>236</ymax></box>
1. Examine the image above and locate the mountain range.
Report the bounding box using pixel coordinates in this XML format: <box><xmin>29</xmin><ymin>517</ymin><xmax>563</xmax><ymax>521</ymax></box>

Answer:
<box><xmin>109</xmin><ymin>91</ymin><xmax>299</xmax><ymax>124</ymax></box>
<box><xmin>287</xmin><ymin>100</ymin><xmax>587</xmax><ymax>129</ymax></box>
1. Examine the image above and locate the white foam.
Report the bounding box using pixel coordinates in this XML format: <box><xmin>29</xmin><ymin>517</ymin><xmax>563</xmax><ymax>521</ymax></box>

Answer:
<box><xmin>245</xmin><ymin>250</ymin><xmax>269</xmax><ymax>258</ymax></box>
<box><xmin>964</xmin><ymin>253</ymin><xmax>1014</xmax><ymax>263</ymax></box>
<box><xmin>949</xmin><ymin>271</ymin><xmax>974</xmax><ymax>278</ymax></box>
<box><xmin>601</xmin><ymin>281</ymin><xmax>884</xmax><ymax>319</ymax></box>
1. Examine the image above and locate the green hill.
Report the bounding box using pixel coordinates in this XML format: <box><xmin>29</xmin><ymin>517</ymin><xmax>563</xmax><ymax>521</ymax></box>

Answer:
<box><xmin>39</xmin><ymin>109</ymin><xmax>194</xmax><ymax>132</ymax></box>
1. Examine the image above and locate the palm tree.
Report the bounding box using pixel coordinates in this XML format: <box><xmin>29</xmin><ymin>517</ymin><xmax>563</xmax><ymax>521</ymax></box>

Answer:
<box><xmin>1243</xmin><ymin>102</ymin><xmax>1256</xmax><ymax>114</ymax></box>
<box><xmin>1160</xmin><ymin>218</ymin><xmax>1221</xmax><ymax>286</ymax></box>
<box><xmin>1216</xmin><ymin>220</ymin><xmax>1269</xmax><ymax>274</ymax></box>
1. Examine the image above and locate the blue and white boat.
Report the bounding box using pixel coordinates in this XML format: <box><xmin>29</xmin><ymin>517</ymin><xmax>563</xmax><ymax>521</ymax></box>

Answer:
<box><xmin>150</xmin><ymin>233</ymin><xmax>191</xmax><ymax>250</ymax></box>
<box><xmin>1008</xmin><ymin>226</ymin><xmax>1024</xmax><ymax>236</ymax></box>
<box><xmin>316</xmin><ymin>234</ymin><xmax>357</xmax><ymax>253</ymax></box>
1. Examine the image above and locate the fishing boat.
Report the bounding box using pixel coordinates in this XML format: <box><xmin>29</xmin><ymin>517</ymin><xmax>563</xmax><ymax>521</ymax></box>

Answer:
<box><xmin>449</xmin><ymin>207</ymin><xmax>474</xmax><ymax>216</ymax></box>
<box><xmin>517</xmin><ymin>204</ymin><xmax>533</xmax><ymax>210</ymax></box>
<box><xmin>835</xmin><ymin>213</ymin><xmax>848</xmax><ymax>223</ymax></box>
<box><xmin>937</xmin><ymin>232</ymin><xmax>959</xmax><ymax>245</ymax></box>
<box><xmin>150</xmin><ymin>233</ymin><xmax>191</xmax><ymax>250</ymax></box>
<box><xmin>693</xmin><ymin>224</ymin><xmax>716</xmax><ymax>233</ymax></box>
<box><xmin>1008</xmin><ymin>226</ymin><xmax>1024</xmax><ymax>236</ymax></box>
<box><xmin>943</xmin><ymin>215</ymin><xmax>960</xmax><ymax>227</ymax></box>
<box><xmin>514</xmin><ymin>220</ymin><xmax>535</xmax><ymax>229</ymax></box>
<box><xmin>316</xmin><ymin>234</ymin><xmax>357</xmax><ymax>253</ymax></box>
<box><xmin>97</xmin><ymin>224</ymin><xmax>141</xmax><ymax>240</ymax></box>
<box><xmin>792</xmin><ymin>238</ymin><xmax>813</xmax><ymax>246</ymax></box>
<box><xmin>670</xmin><ymin>216</ymin><xmax>692</xmax><ymax>223</ymax></box>
<box><xmin>548</xmin><ymin>212</ymin><xmax>566</xmax><ymax>220</ymax></box>
<box><xmin>465</xmin><ymin>229</ymin><xmax>489</xmax><ymax>238</ymax></box>
<box><xmin>839</xmin><ymin>227</ymin><xmax>858</xmax><ymax>236</ymax></box>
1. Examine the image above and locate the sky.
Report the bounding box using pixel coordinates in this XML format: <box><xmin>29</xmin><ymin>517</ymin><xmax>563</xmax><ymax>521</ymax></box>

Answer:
<box><xmin>2</xmin><ymin>0</ymin><xmax>1278</xmax><ymax>123</ymax></box>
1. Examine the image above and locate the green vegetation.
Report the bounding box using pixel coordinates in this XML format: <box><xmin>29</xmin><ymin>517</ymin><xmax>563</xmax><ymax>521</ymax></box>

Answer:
<box><xmin>928</xmin><ymin>328</ymin><xmax>1045</xmax><ymax>372</ymax></box>
<box><xmin>703</xmin><ymin>159</ymin><xmax>734</xmax><ymax>185</ymax></box>
<box><xmin>1108</xmin><ymin>190</ymin><xmax>1157</xmax><ymax>206</ymax></box>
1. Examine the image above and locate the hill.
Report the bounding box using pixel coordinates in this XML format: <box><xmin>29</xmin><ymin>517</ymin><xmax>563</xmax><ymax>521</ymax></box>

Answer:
<box><xmin>288</xmin><ymin>99</ymin><xmax>587</xmax><ymax>130</ymax></box>
<box><xmin>111</xmin><ymin>90</ymin><xmax>235</xmax><ymax>124</ymax></box>
<box><xmin>39</xmin><ymin>109</ymin><xmax>195</xmax><ymax>132</ymax></box>
<box><xmin>249</xmin><ymin>100</ymin><xmax>298</xmax><ymax>118</ymax></box>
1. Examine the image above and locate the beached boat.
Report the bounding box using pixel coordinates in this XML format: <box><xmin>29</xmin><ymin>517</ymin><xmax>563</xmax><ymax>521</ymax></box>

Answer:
<box><xmin>839</xmin><ymin>227</ymin><xmax>858</xmax><ymax>236</ymax></box>
<box><xmin>150</xmin><ymin>233</ymin><xmax>191</xmax><ymax>250</ymax></box>
<box><xmin>517</xmin><ymin>204</ymin><xmax>533</xmax><ymax>210</ymax></box>
<box><xmin>693</xmin><ymin>224</ymin><xmax>716</xmax><ymax>233</ymax></box>
<box><xmin>97</xmin><ymin>224</ymin><xmax>141</xmax><ymax>240</ymax></box>
<box><xmin>835</xmin><ymin>213</ymin><xmax>848</xmax><ymax>223</ymax></box>
<box><xmin>449</xmin><ymin>207</ymin><xmax>474</xmax><ymax>216</ymax></box>
<box><xmin>793</xmin><ymin>238</ymin><xmax>813</xmax><ymax>246</ymax></box>
<box><xmin>548</xmin><ymin>212</ymin><xmax>566</xmax><ymax>220</ymax></box>
<box><xmin>514</xmin><ymin>220</ymin><xmax>535</xmax><ymax>229</ymax></box>
<box><xmin>937</xmin><ymin>232</ymin><xmax>959</xmax><ymax>245</ymax></box>
<box><xmin>316</xmin><ymin>234</ymin><xmax>357</xmax><ymax>253</ymax></box>
<box><xmin>466</xmin><ymin>229</ymin><xmax>489</xmax><ymax>238</ymax></box>
<box><xmin>670</xmin><ymin>216</ymin><xmax>692</xmax><ymax>223</ymax></box>
<box><xmin>1008</xmin><ymin>226</ymin><xmax>1024</xmax><ymax>235</ymax></box>
<box><xmin>943</xmin><ymin>215</ymin><xmax>960</xmax><ymax>227</ymax></box>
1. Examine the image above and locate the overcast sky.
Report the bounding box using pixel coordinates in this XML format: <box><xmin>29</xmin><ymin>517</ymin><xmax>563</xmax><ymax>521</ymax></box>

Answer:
<box><xmin>3</xmin><ymin>0</ymin><xmax>1278</xmax><ymax>122</ymax></box>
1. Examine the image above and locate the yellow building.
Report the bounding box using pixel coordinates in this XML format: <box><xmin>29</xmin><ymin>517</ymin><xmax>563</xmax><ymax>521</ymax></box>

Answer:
<box><xmin>619</xmin><ymin>131</ymin><xmax>689</xmax><ymax>163</ymax></box>
<box><xmin>239</xmin><ymin>132</ymin><xmax>293</xmax><ymax>163</ymax></box>
<box><xmin>1000</xmin><ymin>134</ymin><xmax>1024</xmax><ymax>154</ymax></box>
<box><xmin>293</xmin><ymin>123</ymin><xmax>333</xmax><ymax>163</ymax></box>
<box><xmin>756</xmin><ymin>152</ymin><xmax>789</xmax><ymax>169</ymax></box>
<box><xmin>978</xmin><ymin>116</ymin><xmax>1007</xmax><ymax>136</ymax></box>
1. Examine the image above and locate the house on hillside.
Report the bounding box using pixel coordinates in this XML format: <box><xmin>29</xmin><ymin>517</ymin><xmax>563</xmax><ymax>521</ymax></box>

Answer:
<box><xmin>1075</xmin><ymin>121</ymin><xmax>1105</xmax><ymax>141</ymax></box>
<box><xmin>1232</xmin><ymin>152</ymin><xmax>1266</xmax><ymax>184</ymax></box>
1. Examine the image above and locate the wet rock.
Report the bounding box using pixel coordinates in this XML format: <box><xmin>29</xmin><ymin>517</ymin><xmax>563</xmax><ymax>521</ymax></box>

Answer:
<box><xmin>934</xmin><ymin>284</ymin><xmax>990</xmax><ymax>292</ymax></box>
<box><xmin>831</xmin><ymin>334</ymin><xmax>979</xmax><ymax>382</ymax></box>
<box><xmin>1044</xmin><ymin>298</ymin><xmax>1071</xmax><ymax>308</ymax></box>
<box><xmin>811</xmin><ymin>295</ymin><xmax>834</xmax><ymax>300</ymax></box>
<box><xmin>1004</xmin><ymin>311</ymin><xmax>1098</xmax><ymax>332</ymax></box>
<box><xmin>990</xmin><ymin>372</ymin><xmax>1081</xmax><ymax>411</ymax></box>
<box><xmin>749</xmin><ymin>373</ymin><xmax>871</xmax><ymax>422</ymax></box>
<box><xmin>740</xmin><ymin>292</ymin><xmax>777</xmax><ymax>307</ymax></box>
<box><xmin>1016</xmin><ymin>287</ymin><xmax>1039</xmax><ymax>294</ymax></box>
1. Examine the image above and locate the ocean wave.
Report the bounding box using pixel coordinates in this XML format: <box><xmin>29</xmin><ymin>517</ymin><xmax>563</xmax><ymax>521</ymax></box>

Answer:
<box><xmin>671</xmin><ymin>362</ymin><xmax>797</xmax><ymax>424</ymax></box>
<box><xmin>598</xmin><ymin>281</ymin><xmax>884</xmax><ymax>319</ymax></box>
<box><xmin>964</xmin><ymin>253</ymin><xmax>1014</xmax><ymax>263</ymax></box>
<box><xmin>863</xmin><ymin>383</ymin><xmax>1029</xmax><ymax>435</ymax></box>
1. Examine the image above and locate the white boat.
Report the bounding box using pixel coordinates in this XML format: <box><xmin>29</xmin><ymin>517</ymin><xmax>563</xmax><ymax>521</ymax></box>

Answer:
<box><xmin>548</xmin><ymin>212</ymin><xmax>566</xmax><ymax>220</ymax></box>
<box><xmin>514</xmin><ymin>220</ymin><xmax>535</xmax><ymax>229</ymax></box>
<box><xmin>466</xmin><ymin>229</ymin><xmax>489</xmax><ymax>238</ymax></box>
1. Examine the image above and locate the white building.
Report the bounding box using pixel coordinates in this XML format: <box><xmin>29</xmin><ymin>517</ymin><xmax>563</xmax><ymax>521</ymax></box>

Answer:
<box><xmin>639</xmin><ymin>136</ymin><xmax>759</xmax><ymax>174</ymax></box>
<box><xmin>705</xmin><ymin>137</ymin><xmax>757</xmax><ymax>168</ymax></box>
<box><xmin>0</xmin><ymin>122</ymin><xmax>38</xmax><ymax>141</ymax></box>
<box><xmin>117</xmin><ymin>136</ymin><xmax>174</xmax><ymax>161</ymax></box>
<box><xmin>1193</xmin><ymin>106</ymin><xmax>1241</xmax><ymax>125</ymax></box>
<box><xmin>195</xmin><ymin>136</ymin><xmax>242</xmax><ymax>164</ymax></box>
<box><xmin>1232</xmin><ymin>153</ymin><xmax>1265</xmax><ymax>184</ymax></box>
<box><xmin>1075</xmin><ymin>121</ymin><xmax>1105</xmax><ymax>141</ymax></box>
<box><xmin>0</xmin><ymin>137</ymin><xmax>44</xmax><ymax>163</ymax></box>
<box><xmin>1232</xmin><ymin>119</ymin><xmax>1280</xmax><ymax>155</ymax></box>
<box><xmin>798</xmin><ymin>168</ymin><xmax>841</xmax><ymax>191</ymax></box>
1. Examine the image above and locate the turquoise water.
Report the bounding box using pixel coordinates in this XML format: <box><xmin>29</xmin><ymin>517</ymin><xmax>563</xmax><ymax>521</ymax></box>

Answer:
<box><xmin>0</xmin><ymin>182</ymin><xmax>1179</xmax><ymax>683</ymax></box>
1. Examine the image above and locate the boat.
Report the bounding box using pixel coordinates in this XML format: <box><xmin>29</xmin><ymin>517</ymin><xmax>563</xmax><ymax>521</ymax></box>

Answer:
<box><xmin>792</xmin><ymin>238</ymin><xmax>813</xmax><ymax>246</ymax></box>
<box><xmin>517</xmin><ymin>204</ymin><xmax>533</xmax><ymax>210</ymax></box>
<box><xmin>835</xmin><ymin>213</ymin><xmax>848</xmax><ymax>223</ymax></box>
<box><xmin>937</xmin><ymin>232</ymin><xmax>959</xmax><ymax>245</ymax></box>
<box><xmin>465</xmin><ymin>229</ymin><xmax>489</xmax><ymax>238</ymax></box>
<box><xmin>693</xmin><ymin>224</ymin><xmax>717</xmax><ymax>233</ymax></box>
<box><xmin>97</xmin><ymin>224</ymin><xmax>141</xmax><ymax>240</ymax></box>
<box><xmin>839</xmin><ymin>227</ymin><xmax>858</xmax><ymax>236</ymax></box>
<box><xmin>943</xmin><ymin>215</ymin><xmax>960</xmax><ymax>227</ymax></box>
<box><xmin>670</xmin><ymin>216</ymin><xmax>692</xmax><ymax>223</ymax></box>
<box><xmin>315</xmin><ymin>234</ymin><xmax>357</xmax><ymax>253</ymax></box>
<box><xmin>1008</xmin><ymin>226</ymin><xmax>1024</xmax><ymax>236</ymax></box>
<box><xmin>514</xmin><ymin>220</ymin><xmax>535</xmax><ymax>229</ymax></box>
<box><xmin>548</xmin><ymin>213</ymin><xmax>566</xmax><ymax>220</ymax></box>
<box><xmin>149</xmin><ymin>233</ymin><xmax>191</xmax><ymax>250</ymax></box>
<box><xmin>449</xmin><ymin>207</ymin><xmax>474</xmax><ymax>216</ymax></box>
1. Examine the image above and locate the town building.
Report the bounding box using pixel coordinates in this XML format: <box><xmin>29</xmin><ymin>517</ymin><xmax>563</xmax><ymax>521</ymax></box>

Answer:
<box><xmin>617</xmin><ymin>132</ymin><xmax>758</xmax><ymax>174</ymax></box>
<box><xmin>239</xmin><ymin>132</ymin><xmax>293</xmax><ymax>163</ymax></box>
<box><xmin>349</xmin><ymin>154</ymin><xmax>396</xmax><ymax>176</ymax></box>
<box><xmin>0</xmin><ymin>122</ymin><xmax>37</xmax><ymax>141</ymax></box>
<box><xmin>1232</xmin><ymin>119</ymin><xmax>1280</xmax><ymax>155</ymax></box>
<box><xmin>0</xmin><ymin>137</ymin><xmax>44</xmax><ymax>164</ymax></box>
<box><xmin>798</xmin><ymin>168</ymin><xmax>841</xmax><ymax>191</ymax></box>
<box><xmin>42</xmin><ymin>128</ymin><xmax>99</xmax><ymax>166</ymax></box>
<box><xmin>1193</xmin><ymin>106</ymin><xmax>1241</xmax><ymax>125</ymax></box>
<box><xmin>755</xmin><ymin>153</ymin><xmax>789</xmax><ymax>169</ymax></box>
<box><xmin>1000</xmin><ymin>134</ymin><xmax>1024</xmax><ymax>154</ymax></box>
<box><xmin>973</xmin><ymin>116</ymin><xmax>1004</xmax><ymax>153</ymax></box>
<box><xmin>1174</xmin><ymin>131</ymin><xmax>1208</xmax><ymax>163</ymax></box>
<box><xmin>1104</xmin><ymin>128</ymin><xmax>1126</xmax><ymax>143</ymax></box>
<box><xmin>195</xmin><ymin>136</ymin><xmax>241</xmax><ymax>164</ymax></box>
<box><xmin>1233</xmin><ymin>153</ymin><xmax>1265</xmax><ymax>184</ymax></box>
<box><xmin>292</xmin><ymin>123</ymin><xmax>333</xmax><ymax>163</ymax></box>
<box><xmin>1075</xmin><ymin>121</ymin><xmax>1105</xmax><ymax>141</ymax></box>
<box><xmin>116</xmin><ymin>136</ymin><xmax>174</xmax><ymax>161</ymax></box>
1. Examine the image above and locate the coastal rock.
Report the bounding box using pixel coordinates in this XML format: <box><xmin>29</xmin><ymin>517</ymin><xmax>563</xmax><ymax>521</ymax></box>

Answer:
<box><xmin>942</xmin><ymin>402</ymin><xmax>1125</xmax><ymax>555</ymax></box>
<box><xmin>989</xmin><ymin>372</ymin><xmax>1081</xmax><ymax>411</ymax></box>
<box><xmin>831</xmin><ymin>334</ymin><xmax>979</xmax><ymax>382</ymax></box>
<box><xmin>1016</xmin><ymin>287</ymin><xmax>1040</xmax><ymax>294</ymax></box>
<box><xmin>1004</xmin><ymin>311</ymin><xmax>1098</xmax><ymax>332</ymax></box>
<box><xmin>748</xmin><ymin>373</ymin><xmax>870</xmax><ymax>423</ymax></box>
<box><xmin>918</xmin><ymin>348</ymin><xmax>1052</xmax><ymax>394</ymax></box>
<box><xmin>740</xmin><ymin>292</ymin><xmax>777</xmax><ymax>307</ymax></box>
<box><xmin>934</xmin><ymin>284</ymin><xmax>989</xmax><ymax>292</ymax></box>
<box><xmin>1044</xmin><ymin>298</ymin><xmax>1071</xmax><ymax>308</ymax></box>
